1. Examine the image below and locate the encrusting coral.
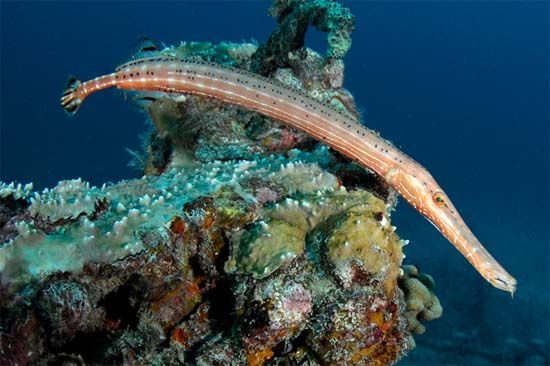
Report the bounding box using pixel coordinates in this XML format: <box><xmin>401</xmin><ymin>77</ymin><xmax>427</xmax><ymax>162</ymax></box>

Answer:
<box><xmin>0</xmin><ymin>1</ymin><xmax>442</xmax><ymax>365</ymax></box>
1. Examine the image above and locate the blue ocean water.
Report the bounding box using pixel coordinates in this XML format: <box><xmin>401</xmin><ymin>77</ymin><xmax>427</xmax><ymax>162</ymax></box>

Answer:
<box><xmin>1</xmin><ymin>1</ymin><xmax>548</xmax><ymax>365</ymax></box>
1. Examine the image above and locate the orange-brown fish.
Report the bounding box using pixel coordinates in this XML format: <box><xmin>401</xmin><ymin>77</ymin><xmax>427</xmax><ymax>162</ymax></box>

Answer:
<box><xmin>61</xmin><ymin>57</ymin><xmax>517</xmax><ymax>295</ymax></box>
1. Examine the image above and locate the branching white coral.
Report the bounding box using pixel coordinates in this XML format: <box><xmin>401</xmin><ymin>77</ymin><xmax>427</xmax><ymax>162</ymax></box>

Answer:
<box><xmin>0</xmin><ymin>181</ymin><xmax>33</xmax><ymax>199</ymax></box>
<box><xmin>29</xmin><ymin>178</ymin><xmax>105</xmax><ymax>221</ymax></box>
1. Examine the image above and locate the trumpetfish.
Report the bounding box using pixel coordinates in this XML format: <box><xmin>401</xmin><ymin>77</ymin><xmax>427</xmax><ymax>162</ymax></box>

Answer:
<box><xmin>60</xmin><ymin>56</ymin><xmax>517</xmax><ymax>295</ymax></box>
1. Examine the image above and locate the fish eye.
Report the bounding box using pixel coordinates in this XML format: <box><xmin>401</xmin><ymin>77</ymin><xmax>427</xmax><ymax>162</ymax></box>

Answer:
<box><xmin>432</xmin><ymin>192</ymin><xmax>446</xmax><ymax>206</ymax></box>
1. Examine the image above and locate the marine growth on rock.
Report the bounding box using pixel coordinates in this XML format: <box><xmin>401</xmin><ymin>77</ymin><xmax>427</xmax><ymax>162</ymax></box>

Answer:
<box><xmin>0</xmin><ymin>1</ymin><xmax>443</xmax><ymax>365</ymax></box>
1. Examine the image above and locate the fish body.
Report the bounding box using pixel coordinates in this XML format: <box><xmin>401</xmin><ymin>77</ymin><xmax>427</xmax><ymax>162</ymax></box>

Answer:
<box><xmin>61</xmin><ymin>57</ymin><xmax>517</xmax><ymax>295</ymax></box>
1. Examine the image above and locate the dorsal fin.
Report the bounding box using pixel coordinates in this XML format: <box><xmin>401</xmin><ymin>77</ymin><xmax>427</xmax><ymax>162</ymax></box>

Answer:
<box><xmin>116</xmin><ymin>36</ymin><xmax>163</xmax><ymax>71</ymax></box>
<box><xmin>131</xmin><ymin>36</ymin><xmax>162</xmax><ymax>60</ymax></box>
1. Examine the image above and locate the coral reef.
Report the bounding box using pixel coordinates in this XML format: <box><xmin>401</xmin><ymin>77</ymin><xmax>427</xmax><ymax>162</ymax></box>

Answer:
<box><xmin>125</xmin><ymin>3</ymin><xmax>357</xmax><ymax>178</ymax></box>
<box><xmin>251</xmin><ymin>0</ymin><xmax>355</xmax><ymax>75</ymax></box>
<box><xmin>0</xmin><ymin>1</ymin><xmax>442</xmax><ymax>365</ymax></box>
<box><xmin>136</xmin><ymin>41</ymin><xmax>358</xmax><ymax>177</ymax></box>
<box><xmin>0</xmin><ymin>154</ymin><xmax>442</xmax><ymax>365</ymax></box>
<box><xmin>163</xmin><ymin>41</ymin><xmax>258</xmax><ymax>69</ymax></box>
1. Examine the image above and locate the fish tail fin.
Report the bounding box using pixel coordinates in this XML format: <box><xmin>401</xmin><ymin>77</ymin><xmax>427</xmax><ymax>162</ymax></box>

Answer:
<box><xmin>60</xmin><ymin>76</ymin><xmax>83</xmax><ymax>115</ymax></box>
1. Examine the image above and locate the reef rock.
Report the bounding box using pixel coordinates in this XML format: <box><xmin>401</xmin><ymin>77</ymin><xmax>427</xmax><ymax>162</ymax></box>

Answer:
<box><xmin>0</xmin><ymin>151</ymin><xmax>442</xmax><ymax>365</ymax></box>
<box><xmin>0</xmin><ymin>1</ymin><xmax>442</xmax><ymax>364</ymax></box>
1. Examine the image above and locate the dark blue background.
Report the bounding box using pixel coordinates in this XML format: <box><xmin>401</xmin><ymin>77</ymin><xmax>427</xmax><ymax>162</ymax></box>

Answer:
<box><xmin>1</xmin><ymin>1</ymin><xmax>548</xmax><ymax>364</ymax></box>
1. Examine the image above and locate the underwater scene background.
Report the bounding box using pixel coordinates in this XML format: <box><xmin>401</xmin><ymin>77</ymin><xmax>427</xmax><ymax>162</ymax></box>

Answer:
<box><xmin>1</xmin><ymin>1</ymin><xmax>548</xmax><ymax>365</ymax></box>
